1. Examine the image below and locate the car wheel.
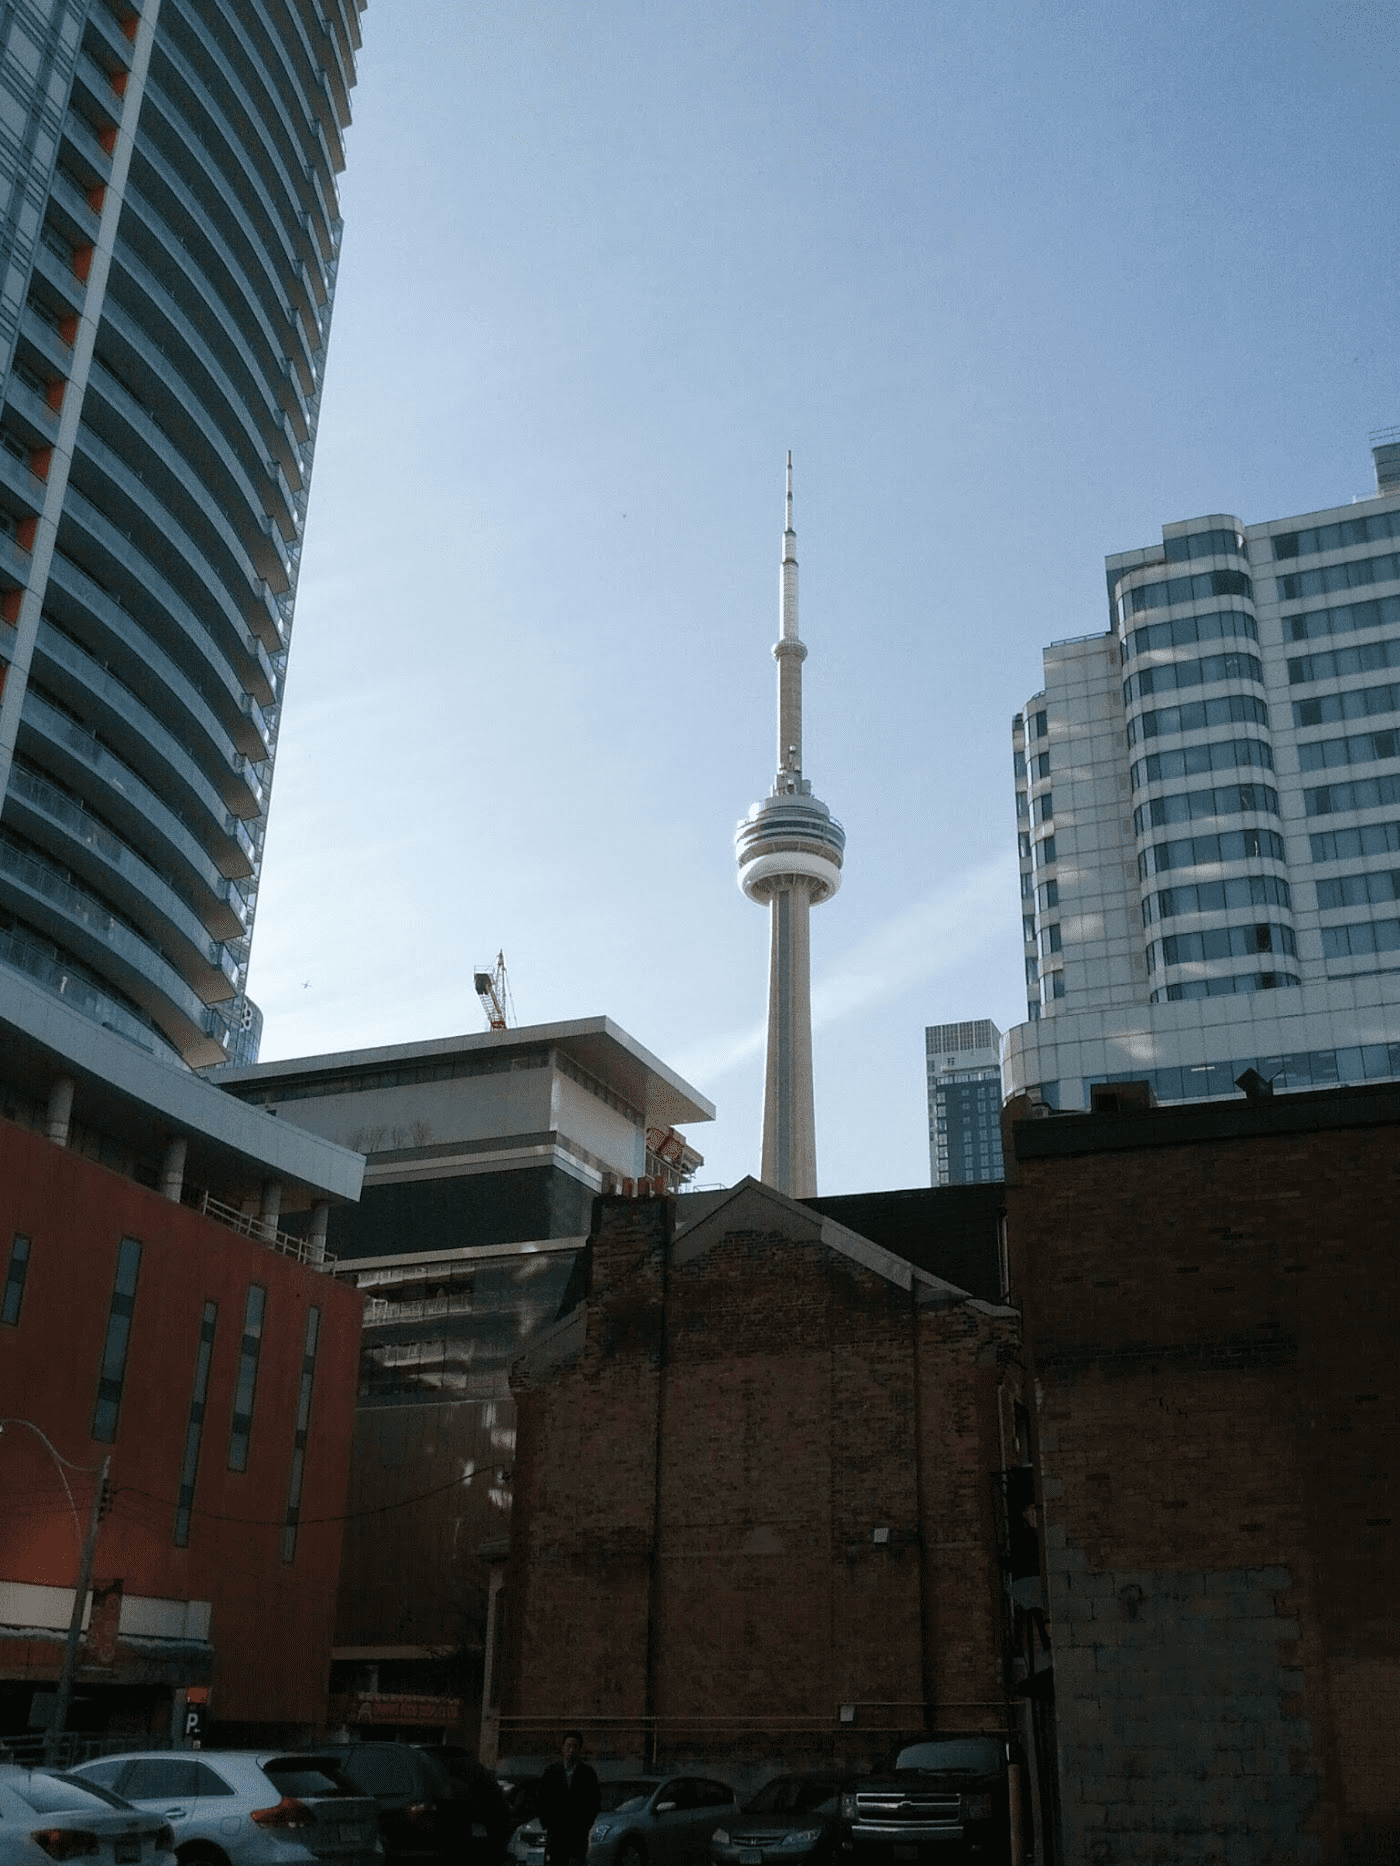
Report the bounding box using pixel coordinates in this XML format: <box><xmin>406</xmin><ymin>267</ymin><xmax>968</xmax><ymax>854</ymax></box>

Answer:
<box><xmin>617</xmin><ymin>1841</ymin><xmax>647</xmax><ymax>1866</ymax></box>
<box><xmin>176</xmin><ymin>1847</ymin><xmax>230</xmax><ymax>1866</ymax></box>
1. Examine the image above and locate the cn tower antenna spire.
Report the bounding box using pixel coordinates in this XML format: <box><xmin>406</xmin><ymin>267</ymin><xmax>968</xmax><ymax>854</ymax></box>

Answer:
<box><xmin>734</xmin><ymin>455</ymin><xmax>846</xmax><ymax>1198</ymax></box>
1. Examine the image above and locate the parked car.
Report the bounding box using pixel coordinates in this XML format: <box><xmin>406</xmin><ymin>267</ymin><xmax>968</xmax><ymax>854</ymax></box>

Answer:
<box><xmin>315</xmin><ymin>1743</ymin><xmax>509</xmax><ymax>1866</ymax></box>
<box><xmin>0</xmin><ymin>1763</ymin><xmax>176</xmax><ymax>1866</ymax></box>
<box><xmin>70</xmin><ymin>1752</ymin><xmax>380</xmax><ymax>1866</ymax></box>
<box><xmin>710</xmin><ymin>1775</ymin><xmax>845</xmax><ymax>1866</ymax></box>
<box><xmin>836</xmin><ymin>1736</ymin><xmax>1023</xmax><ymax>1865</ymax></box>
<box><xmin>494</xmin><ymin>1770</ymin><xmax>544</xmax><ymax>1843</ymax></box>
<box><xmin>509</xmin><ymin>1780</ymin><xmax>661</xmax><ymax>1866</ymax></box>
<box><xmin>583</xmin><ymin>1778</ymin><xmax>736</xmax><ymax>1866</ymax></box>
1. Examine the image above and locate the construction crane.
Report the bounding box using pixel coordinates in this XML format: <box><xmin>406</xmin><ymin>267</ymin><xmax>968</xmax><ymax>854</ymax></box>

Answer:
<box><xmin>473</xmin><ymin>951</ymin><xmax>515</xmax><ymax>1031</ymax></box>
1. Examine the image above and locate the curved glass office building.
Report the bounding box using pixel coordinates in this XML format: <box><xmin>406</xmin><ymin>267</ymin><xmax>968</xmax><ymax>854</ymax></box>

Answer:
<box><xmin>0</xmin><ymin>0</ymin><xmax>363</xmax><ymax>1067</ymax></box>
<box><xmin>1007</xmin><ymin>439</ymin><xmax>1400</xmax><ymax>1113</ymax></box>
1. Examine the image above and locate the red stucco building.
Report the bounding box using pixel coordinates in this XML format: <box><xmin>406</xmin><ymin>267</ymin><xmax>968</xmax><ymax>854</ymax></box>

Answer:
<box><xmin>0</xmin><ymin>979</ymin><xmax>364</xmax><ymax>1745</ymax></box>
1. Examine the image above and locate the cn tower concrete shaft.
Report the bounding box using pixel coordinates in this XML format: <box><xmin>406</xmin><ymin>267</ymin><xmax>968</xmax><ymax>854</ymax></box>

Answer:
<box><xmin>762</xmin><ymin>878</ymin><xmax>817</xmax><ymax>1194</ymax></box>
<box><xmin>734</xmin><ymin>456</ymin><xmax>846</xmax><ymax>1198</ymax></box>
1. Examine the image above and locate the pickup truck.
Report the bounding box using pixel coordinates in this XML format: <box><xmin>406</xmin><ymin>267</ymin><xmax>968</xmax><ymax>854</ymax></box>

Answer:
<box><xmin>836</xmin><ymin>1736</ymin><xmax>1022</xmax><ymax>1865</ymax></box>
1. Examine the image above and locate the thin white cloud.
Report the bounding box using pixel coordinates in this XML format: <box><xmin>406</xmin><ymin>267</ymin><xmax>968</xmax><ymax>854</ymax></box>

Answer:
<box><xmin>673</xmin><ymin>853</ymin><xmax>1017</xmax><ymax>1086</ymax></box>
<box><xmin>812</xmin><ymin>853</ymin><xmax>1016</xmax><ymax>1031</ymax></box>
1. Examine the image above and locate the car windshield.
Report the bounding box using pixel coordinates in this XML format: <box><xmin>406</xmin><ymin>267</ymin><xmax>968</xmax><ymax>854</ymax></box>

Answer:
<box><xmin>600</xmin><ymin>1782</ymin><xmax>660</xmax><ymax>1814</ymax></box>
<box><xmin>889</xmin><ymin>1741</ymin><xmax>1002</xmax><ymax>1779</ymax></box>
<box><xmin>11</xmin><ymin>1774</ymin><xmax>123</xmax><ymax>1815</ymax></box>
<box><xmin>743</xmin><ymin>1780</ymin><xmax>839</xmax><ymax>1817</ymax></box>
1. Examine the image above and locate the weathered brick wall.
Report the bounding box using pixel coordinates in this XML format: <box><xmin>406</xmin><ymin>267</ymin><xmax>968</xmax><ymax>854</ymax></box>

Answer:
<box><xmin>502</xmin><ymin>1189</ymin><xmax>1019</xmax><ymax>1769</ymax></box>
<box><xmin>503</xmin><ymin>1200</ymin><xmax>667</xmax><ymax>1751</ymax></box>
<box><xmin>1005</xmin><ymin>1106</ymin><xmax>1400</xmax><ymax>1865</ymax></box>
<box><xmin>655</xmin><ymin>1223</ymin><xmax>929</xmax><ymax>1760</ymax></box>
<box><xmin>916</xmin><ymin>1301</ymin><xmax>1022</xmax><ymax>1725</ymax></box>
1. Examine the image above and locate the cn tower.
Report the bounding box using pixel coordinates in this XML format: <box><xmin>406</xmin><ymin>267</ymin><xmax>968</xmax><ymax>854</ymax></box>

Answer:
<box><xmin>735</xmin><ymin>455</ymin><xmax>846</xmax><ymax>1197</ymax></box>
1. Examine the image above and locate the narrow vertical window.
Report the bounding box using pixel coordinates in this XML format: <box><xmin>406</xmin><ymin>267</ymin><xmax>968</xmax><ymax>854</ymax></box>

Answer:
<box><xmin>281</xmin><ymin>1306</ymin><xmax>320</xmax><ymax>1563</ymax></box>
<box><xmin>174</xmin><ymin>1302</ymin><xmax>218</xmax><ymax>1546</ymax></box>
<box><xmin>92</xmin><ymin>1238</ymin><xmax>141</xmax><ymax>1443</ymax></box>
<box><xmin>2</xmin><ymin>1235</ymin><xmax>31</xmax><ymax>1325</ymax></box>
<box><xmin>227</xmin><ymin>1285</ymin><xmax>266</xmax><ymax>1472</ymax></box>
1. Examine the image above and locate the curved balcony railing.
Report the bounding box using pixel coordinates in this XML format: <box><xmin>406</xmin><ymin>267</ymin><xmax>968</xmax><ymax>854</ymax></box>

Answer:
<box><xmin>245</xmin><ymin>0</ymin><xmax>347</xmax><ymax>180</ymax></box>
<box><xmin>59</xmin><ymin>477</ymin><xmax>266</xmax><ymax>711</ymax></box>
<box><xmin>133</xmin><ymin>90</ymin><xmax>301</xmax><ymax>398</ymax></box>
<box><xmin>84</xmin><ymin>347</ymin><xmax>294</xmax><ymax>591</ymax></box>
<box><xmin>32</xmin><ymin>618</ymin><xmax>262</xmax><ymax>828</ymax></box>
<box><xmin>111</xmin><ymin>182</ymin><xmax>289</xmax><ymax>478</ymax></box>
<box><xmin>46</xmin><ymin>541</ymin><xmax>267</xmax><ymax>766</ymax></box>
<box><xmin>0</xmin><ymin>923</ymin><xmax>176</xmax><ymax>1061</ymax></box>
<box><xmin>6</xmin><ymin>759</ymin><xmax>243</xmax><ymax>962</ymax></box>
<box><xmin>41</xmin><ymin>561</ymin><xmax>258</xmax><ymax>780</ymax></box>
<box><xmin>100</xmin><ymin>263</ymin><xmax>288</xmax><ymax>517</ymax></box>
<box><xmin>71</xmin><ymin>420</ymin><xmax>265</xmax><ymax>647</ymax></box>
<box><xmin>159</xmin><ymin>24</ymin><xmax>322</xmax><ymax>306</ymax></box>
<box><xmin>0</xmin><ymin>836</ymin><xmax>230</xmax><ymax>1049</ymax></box>
<box><xmin>30</xmin><ymin>235</ymin><xmax>90</xmax><ymax>327</ymax></box>
<box><xmin>19</xmin><ymin>688</ymin><xmax>252</xmax><ymax>895</ymax></box>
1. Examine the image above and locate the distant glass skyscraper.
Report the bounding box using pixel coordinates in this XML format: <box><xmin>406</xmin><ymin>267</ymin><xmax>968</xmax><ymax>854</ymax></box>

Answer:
<box><xmin>0</xmin><ymin>0</ymin><xmax>363</xmax><ymax>1068</ymax></box>
<box><xmin>926</xmin><ymin>1019</ymin><xmax>1004</xmax><ymax>1184</ymax></box>
<box><xmin>1007</xmin><ymin>437</ymin><xmax>1400</xmax><ymax>1109</ymax></box>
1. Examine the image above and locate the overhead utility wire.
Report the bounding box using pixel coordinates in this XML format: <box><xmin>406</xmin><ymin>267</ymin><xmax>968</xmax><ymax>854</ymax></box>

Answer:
<box><xmin>112</xmin><ymin>1462</ymin><xmax>509</xmax><ymax>1531</ymax></box>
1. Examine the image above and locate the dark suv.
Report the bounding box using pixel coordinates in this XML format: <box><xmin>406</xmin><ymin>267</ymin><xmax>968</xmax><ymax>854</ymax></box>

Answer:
<box><xmin>837</xmin><ymin>1737</ymin><xmax>1022</xmax><ymax>1865</ymax></box>
<box><xmin>316</xmin><ymin>1744</ymin><xmax>510</xmax><ymax>1866</ymax></box>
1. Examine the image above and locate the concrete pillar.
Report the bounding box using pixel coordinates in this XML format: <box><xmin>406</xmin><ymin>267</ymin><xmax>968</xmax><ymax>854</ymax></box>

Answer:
<box><xmin>307</xmin><ymin>1201</ymin><xmax>330</xmax><ymax>1265</ymax></box>
<box><xmin>158</xmin><ymin>1136</ymin><xmax>187</xmax><ymax>1204</ymax></box>
<box><xmin>258</xmin><ymin>1179</ymin><xmax>282</xmax><ymax>1241</ymax></box>
<box><xmin>46</xmin><ymin>1076</ymin><xmax>75</xmax><ymax>1147</ymax></box>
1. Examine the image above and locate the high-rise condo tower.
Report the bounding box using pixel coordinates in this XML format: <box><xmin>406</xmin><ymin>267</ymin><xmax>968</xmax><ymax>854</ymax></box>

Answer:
<box><xmin>0</xmin><ymin>0</ymin><xmax>363</xmax><ymax>1070</ymax></box>
<box><xmin>735</xmin><ymin>455</ymin><xmax>845</xmax><ymax>1196</ymax></box>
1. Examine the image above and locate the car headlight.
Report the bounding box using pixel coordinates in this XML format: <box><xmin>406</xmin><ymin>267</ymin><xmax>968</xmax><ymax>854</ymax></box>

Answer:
<box><xmin>778</xmin><ymin>1832</ymin><xmax>822</xmax><ymax>1849</ymax></box>
<box><xmin>838</xmin><ymin>1797</ymin><xmax>857</xmax><ymax>1822</ymax></box>
<box><xmin>711</xmin><ymin>1833</ymin><xmax>729</xmax><ymax>1848</ymax></box>
<box><xmin>590</xmin><ymin>1822</ymin><xmax>616</xmax><ymax>1840</ymax></box>
<box><xmin>960</xmin><ymin>1795</ymin><xmax>993</xmax><ymax>1822</ymax></box>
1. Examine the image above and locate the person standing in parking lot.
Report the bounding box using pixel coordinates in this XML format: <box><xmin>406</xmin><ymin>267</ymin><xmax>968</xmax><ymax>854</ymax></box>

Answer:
<box><xmin>537</xmin><ymin>1732</ymin><xmax>601</xmax><ymax>1866</ymax></box>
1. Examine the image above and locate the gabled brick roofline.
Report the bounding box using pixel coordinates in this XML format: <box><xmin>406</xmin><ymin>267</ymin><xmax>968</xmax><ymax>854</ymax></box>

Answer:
<box><xmin>673</xmin><ymin>1176</ymin><xmax>987</xmax><ymax>1307</ymax></box>
<box><xmin>1011</xmin><ymin>1079</ymin><xmax>1400</xmax><ymax>1163</ymax></box>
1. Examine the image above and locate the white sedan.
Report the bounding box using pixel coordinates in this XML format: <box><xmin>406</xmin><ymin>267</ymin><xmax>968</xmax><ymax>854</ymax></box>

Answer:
<box><xmin>0</xmin><ymin>1765</ymin><xmax>175</xmax><ymax>1866</ymax></box>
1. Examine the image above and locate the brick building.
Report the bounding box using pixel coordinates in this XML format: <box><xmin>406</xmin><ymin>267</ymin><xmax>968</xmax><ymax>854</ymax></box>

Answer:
<box><xmin>493</xmin><ymin>1178</ymin><xmax>1025</xmax><ymax>1777</ymax></box>
<box><xmin>1004</xmin><ymin>1083</ymin><xmax>1400</xmax><ymax>1866</ymax></box>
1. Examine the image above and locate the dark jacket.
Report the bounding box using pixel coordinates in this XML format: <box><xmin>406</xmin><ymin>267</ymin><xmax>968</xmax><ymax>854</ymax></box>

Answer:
<box><xmin>537</xmin><ymin>1761</ymin><xmax>601</xmax><ymax>1863</ymax></box>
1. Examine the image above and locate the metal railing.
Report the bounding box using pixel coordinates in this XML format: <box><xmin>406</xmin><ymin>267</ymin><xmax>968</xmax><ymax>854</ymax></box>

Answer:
<box><xmin>184</xmin><ymin>1189</ymin><xmax>335</xmax><ymax>1270</ymax></box>
<box><xmin>0</xmin><ymin>1731</ymin><xmax>171</xmax><ymax>1767</ymax></box>
<box><xmin>362</xmin><ymin>1292</ymin><xmax>473</xmax><ymax>1325</ymax></box>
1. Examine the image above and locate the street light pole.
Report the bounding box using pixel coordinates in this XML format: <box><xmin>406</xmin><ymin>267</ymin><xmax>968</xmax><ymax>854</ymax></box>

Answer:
<box><xmin>44</xmin><ymin>1452</ymin><xmax>110</xmax><ymax>1766</ymax></box>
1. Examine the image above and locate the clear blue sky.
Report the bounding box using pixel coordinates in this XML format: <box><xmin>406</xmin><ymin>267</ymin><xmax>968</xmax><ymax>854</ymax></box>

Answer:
<box><xmin>246</xmin><ymin>0</ymin><xmax>1398</xmax><ymax>1192</ymax></box>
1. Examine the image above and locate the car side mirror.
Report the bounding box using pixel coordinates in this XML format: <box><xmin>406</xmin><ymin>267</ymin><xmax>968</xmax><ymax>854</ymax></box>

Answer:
<box><xmin>655</xmin><ymin>1803</ymin><xmax>677</xmax><ymax>1814</ymax></box>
